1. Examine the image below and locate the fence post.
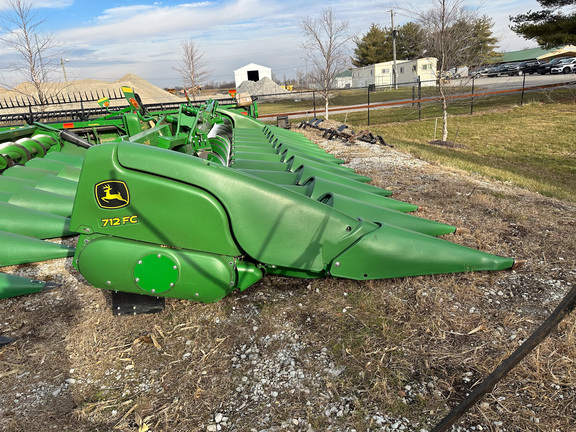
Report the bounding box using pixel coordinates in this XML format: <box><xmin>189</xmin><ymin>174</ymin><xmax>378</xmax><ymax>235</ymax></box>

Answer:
<box><xmin>521</xmin><ymin>74</ymin><xmax>526</xmax><ymax>106</ymax></box>
<box><xmin>313</xmin><ymin>91</ymin><xmax>316</xmax><ymax>115</ymax></box>
<box><xmin>367</xmin><ymin>86</ymin><xmax>370</xmax><ymax>126</ymax></box>
<box><xmin>470</xmin><ymin>76</ymin><xmax>475</xmax><ymax>115</ymax></box>
<box><xmin>417</xmin><ymin>77</ymin><xmax>422</xmax><ymax>121</ymax></box>
<box><xmin>412</xmin><ymin>85</ymin><xmax>415</xmax><ymax>107</ymax></box>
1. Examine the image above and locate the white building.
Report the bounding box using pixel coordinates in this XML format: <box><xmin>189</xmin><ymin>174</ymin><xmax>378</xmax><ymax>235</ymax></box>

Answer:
<box><xmin>351</xmin><ymin>58</ymin><xmax>438</xmax><ymax>88</ymax></box>
<box><xmin>335</xmin><ymin>70</ymin><xmax>353</xmax><ymax>88</ymax></box>
<box><xmin>234</xmin><ymin>63</ymin><xmax>272</xmax><ymax>88</ymax></box>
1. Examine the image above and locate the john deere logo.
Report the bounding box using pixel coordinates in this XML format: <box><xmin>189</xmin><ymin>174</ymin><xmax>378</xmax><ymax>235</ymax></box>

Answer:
<box><xmin>95</xmin><ymin>181</ymin><xmax>130</xmax><ymax>209</ymax></box>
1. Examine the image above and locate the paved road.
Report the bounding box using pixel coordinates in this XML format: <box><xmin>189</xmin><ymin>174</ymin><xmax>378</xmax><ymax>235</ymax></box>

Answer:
<box><xmin>450</xmin><ymin>72</ymin><xmax>576</xmax><ymax>90</ymax></box>
<box><xmin>259</xmin><ymin>73</ymin><xmax>576</xmax><ymax>120</ymax></box>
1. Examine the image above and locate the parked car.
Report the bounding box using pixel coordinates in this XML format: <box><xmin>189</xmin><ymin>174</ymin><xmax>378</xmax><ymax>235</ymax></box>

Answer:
<box><xmin>469</xmin><ymin>67</ymin><xmax>491</xmax><ymax>78</ymax></box>
<box><xmin>519</xmin><ymin>60</ymin><xmax>546</xmax><ymax>74</ymax></box>
<box><xmin>505</xmin><ymin>60</ymin><xmax>546</xmax><ymax>76</ymax></box>
<box><xmin>486</xmin><ymin>64</ymin><xmax>511</xmax><ymax>77</ymax></box>
<box><xmin>550</xmin><ymin>57</ymin><xmax>576</xmax><ymax>74</ymax></box>
<box><xmin>500</xmin><ymin>63</ymin><xmax>523</xmax><ymax>76</ymax></box>
<box><xmin>537</xmin><ymin>57</ymin><xmax>571</xmax><ymax>75</ymax></box>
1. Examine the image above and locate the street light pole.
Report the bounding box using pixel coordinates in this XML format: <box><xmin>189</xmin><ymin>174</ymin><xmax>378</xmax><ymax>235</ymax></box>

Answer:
<box><xmin>60</xmin><ymin>58</ymin><xmax>69</xmax><ymax>83</ymax></box>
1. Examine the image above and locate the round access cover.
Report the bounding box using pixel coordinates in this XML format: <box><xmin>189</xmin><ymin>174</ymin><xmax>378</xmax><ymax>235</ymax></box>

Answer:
<box><xmin>134</xmin><ymin>253</ymin><xmax>179</xmax><ymax>294</ymax></box>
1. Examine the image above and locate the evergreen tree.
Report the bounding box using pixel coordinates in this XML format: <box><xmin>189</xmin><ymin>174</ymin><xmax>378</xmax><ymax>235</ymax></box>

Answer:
<box><xmin>351</xmin><ymin>23</ymin><xmax>388</xmax><ymax>66</ymax></box>
<box><xmin>396</xmin><ymin>22</ymin><xmax>426</xmax><ymax>59</ymax></box>
<box><xmin>510</xmin><ymin>0</ymin><xmax>576</xmax><ymax>48</ymax></box>
<box><xmin>352</xmin><ymin>22</ymin><xmax>426</xmax><ymax>66</ymax></box>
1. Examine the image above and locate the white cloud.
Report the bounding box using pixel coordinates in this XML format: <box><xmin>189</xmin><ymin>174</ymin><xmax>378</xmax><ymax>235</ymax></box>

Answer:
<box><xmin>0</xmin><ymin>0</ymin><xmax>74</xmax><ymax>10</ymax></box>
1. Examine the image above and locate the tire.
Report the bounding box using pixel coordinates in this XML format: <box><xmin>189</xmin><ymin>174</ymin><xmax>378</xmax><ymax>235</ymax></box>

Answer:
<box><xmin>563</xmin><ymin>68</ymin><xmax>570</xmax><ymax>74</ymax></box>
<box><xmin>518</xmin><ymin>71</ymin><xmax>523</xmax><ymax>76</ymax></box>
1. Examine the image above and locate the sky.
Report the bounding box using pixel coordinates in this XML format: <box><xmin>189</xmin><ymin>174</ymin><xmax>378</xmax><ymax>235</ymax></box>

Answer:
<box><xmin>0</xmin><ymin>0</ymin><xmax>543</xmax><ymax>89</ymax></box>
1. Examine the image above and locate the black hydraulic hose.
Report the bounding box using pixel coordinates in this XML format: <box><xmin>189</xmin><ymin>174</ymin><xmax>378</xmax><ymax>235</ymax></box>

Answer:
<box><xmin>59</xmin><ymin>130</ymin><xmax>93</xmax><ymax>149</ymax></box>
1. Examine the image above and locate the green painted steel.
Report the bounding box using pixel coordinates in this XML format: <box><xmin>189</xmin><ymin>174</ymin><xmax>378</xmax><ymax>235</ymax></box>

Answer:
<box><xmin>319</xmin><ymin>194</ymin><xmax>455</xmax><ymax>236</ymax></box>
<box><xmin>7</xmin><ymin>186</ymin><xmax>74</xmax><ymax>217</ymax></box>
<box><xmin>0</xmin><ymin>202</ymin><xmax>73</xmax><ymax>238</ymax></box>
<box><xmin>74</xmin><ymin>234</ymin><xmax>247</xmax><ymax>302</ymax></box>
<box><xmin>70</xmin><ymin>144</ymin><xmax>242</xmax><ymax>257</ymax></box>
<box><xmin>0</xmin><ymin>94</ymin><xmax>519</xmax><ymax>305</ymax></box>
<box><xmin>44</xmin><ymin>152</ymin><xmax>85</xmax><ymax>168</ymax></box>
<box><xmin>68</xmin><ymin>141</ymin><xmax>514</xmax><ymax>304</ymax></box>
<box><xmin>0</xmin><ymin>272</ymin><xmax>55</xmax><ymax>299</ymax></box>
<box><xmin>0</xmin><ymin>231</ymin><xmax>75</xmax><ymax>266</ymax></box>
<box><xmin>329</xmin><ymin>223</ymin><xmax>513</xmax><ymax>279</ymax></box>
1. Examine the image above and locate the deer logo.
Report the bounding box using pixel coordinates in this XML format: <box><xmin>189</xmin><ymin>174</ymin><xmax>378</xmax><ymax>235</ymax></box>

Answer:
<box><xmin>101</xmin><ymin>184</ymin><xmax>127</xmax><ymax>203</ymax></box>
<box><xmin>95</xmin><ymin>180</ymin><xmax>130</xmax><ymax>209</ymax></box>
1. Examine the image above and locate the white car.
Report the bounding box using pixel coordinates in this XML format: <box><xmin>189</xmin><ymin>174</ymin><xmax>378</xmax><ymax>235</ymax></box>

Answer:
<box><xmin>550</xmin><ymin>58</ymin><xmax>576</xmax><ymax>74</ymax></box>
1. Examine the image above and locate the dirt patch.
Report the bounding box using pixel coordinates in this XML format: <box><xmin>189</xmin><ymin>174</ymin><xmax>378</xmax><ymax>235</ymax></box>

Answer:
<box><xmin>1</xmin><ymin>128</ymin><xmax>575</xmax><ymax>431</ymax></box>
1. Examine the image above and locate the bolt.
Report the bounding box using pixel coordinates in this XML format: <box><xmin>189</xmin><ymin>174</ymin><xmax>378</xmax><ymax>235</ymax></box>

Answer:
<box><xmin>84</xmin><ymin>228</ymin><xmax>90</xmax><ymax>233</ymax></box>
<box><xmin>138</xmin><ymin>260</ymin><xmax>142</xmax><ymax>265</ymax></box>
<box><xmin>106</xmin><ymin>281</ymin><xmax>111</xmax><ymax>285</ymax></box>
<box><xmin>157</xmin><ymin>254</ymin><xmax>162</xmax><ymax>258</ymax></box>
<box><xmin>170</xmin><ymin>283</ymin><xmax>174</xmax><ymax>287</ymax></box>
<box><xmin>195</xmin><ymin>293</ymin><xmax>199</xmax><ymax>297</ymax></box>
<box><xmin>335</xmin><ymin>262</ymin><xmax>341</xmax><ymax>267</ymax></box>
<box><xmin>152</xmin><ymin>289</ymin><xmax>155</xmax><ymax>293</ymax></box>
<box><xmin>346</xmin><ymin>226</ymin><xmax>351</xmax><ymax>231</ymax></box>
<box><xmin>135</xmin><ymin>278</ymin><xmax>140</xmax><ymax>282</ymax></box>
<box><xmin>173</xmin><ymin>265</ymin><xmax>177</xmax><ymax>270</ymax></box>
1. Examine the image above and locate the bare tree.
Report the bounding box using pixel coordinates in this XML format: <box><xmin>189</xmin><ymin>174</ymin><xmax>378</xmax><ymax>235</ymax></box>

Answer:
<box><xmin>400</xmin><ymin>0</ymin><xmax>494</xmax><ymax>142</ymax></box>
<box><xmin>300</xmin><ymin>8</ymin><xmax>350</xmax><ymax>119</ymax></box>
<box><xmin>173</xmin><ymin>39</ymin><xmax>210</xmax><ymax>100</ymax></box>
<box><xmin>0</xmin><ymin>0</ymin><xmax>63</xmax><ymax>105</ymax></box>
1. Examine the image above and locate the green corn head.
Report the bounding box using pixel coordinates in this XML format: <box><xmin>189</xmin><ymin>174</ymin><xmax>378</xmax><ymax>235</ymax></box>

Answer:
<box><xmin>0</xmin><ymin>88</ymin><xmax>519</xmax><ymax>308</ymax></box>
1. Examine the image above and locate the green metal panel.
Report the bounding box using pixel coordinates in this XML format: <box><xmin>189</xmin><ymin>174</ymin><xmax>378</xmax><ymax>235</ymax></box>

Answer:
<box><xmin>75</xmin><ymin>234</ymin><xmax>242</xmax><ymax>302</ymax></box>
<box><xmin>35</xmin><ymin>175</ymin><xmax>78</xmax><ymax>197</ymax></box>
<box><xmin>232</xmin><ymin>151</ymin><xmax>283</xmax><ymax>162</ymax></box>
<box><xmin>329</xmin><ymin>223</ymin><xmax>513</xmax><ymax>279</ymax></box>
<box><xmin>70</xmin><ymin>143</ymin><xmax>241</xmax><ymax>257</ymax></box>
<box><xmin>290</xmin><ymin>164</ymin><xmax>374</xmax><ymax>185</ymax></box>
<box><xmin>0</xmin><ymin>176</ymin><xmax>36</xmax><ymax>193</ymax></box>
<box><xmin>0</xmin><ymin>272</ymin><xmax>51</xmax><ymax>299</ymax></box>
<box><xmin>237</xmin><ymin>169</ymin><xmax>301</xmax><ymax>185</ymax></box>
<box><xmin>8</xmin><ymin>186</ymin><xmax>74</xmax><ymax>217</ymax></box>
<box><xmin>229</xmin><ymin>159</ymin><xmax>289</xmax><ymax>171</ymax></box>
<box><xmin>298</xmin><ymin>178</ymin><xmax>417</xmax><ymax>212</ymax></box>
<box><xmin>295</xmin><ymin>165</ymin><xmax>388</xmax><ymax>196</ymax></box>
<box><xmin>0</xmin><ymin>202</ymin><xmax>73</xmax><ymax>238</ymax></box>
<box><xmin>108</xmin><ymin>142</ymin><xmax>379</xmax><ymax>272</ymax></box>
<box><xmin>2</xmin><ymin>165</ymin><xmax>57</xmax><ymax>180</ymax></box>
<box><xmin>0</xmin><ymin>231</ymin><xmax>75</xmax><ymax>266</ymax></box>
<box><xmin>320</xmin><ymin>193</ymin><xmax>455</xmax><ymax>236</ymax></box>
<box><xmin>44</xmin><ymin>151</ymin><xmax>85</xmax><ymax>168</ymax></box>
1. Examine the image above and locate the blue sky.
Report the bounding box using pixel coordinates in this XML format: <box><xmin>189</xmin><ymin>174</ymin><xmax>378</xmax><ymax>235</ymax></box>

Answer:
<box><xmin>0</xmin><ymin>0</ymin><xmax>542</xmax><ymax>88</ymax></box>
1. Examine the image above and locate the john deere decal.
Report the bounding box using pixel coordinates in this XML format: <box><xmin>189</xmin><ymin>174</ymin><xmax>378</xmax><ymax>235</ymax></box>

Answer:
<box><xmin>95</xmin><ymin>181</ymin><xmax>130</xmax><ymax>209</ymax></box>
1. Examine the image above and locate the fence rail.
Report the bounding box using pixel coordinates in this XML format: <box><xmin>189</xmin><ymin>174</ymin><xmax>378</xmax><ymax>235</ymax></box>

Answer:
<box><xmin>1</xmin><ymin>74</ymin><xmax>575</xmax><ymax>126</ymax></box>
<box><xmin>0</xmin><ymin>88</ymin><xmax>126</xmax><ymax>110</ymax></box>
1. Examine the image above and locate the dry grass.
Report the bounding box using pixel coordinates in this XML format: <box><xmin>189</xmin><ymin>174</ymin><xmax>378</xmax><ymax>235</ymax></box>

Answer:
<box><xmin>1</xmin><ymin>126</ymin><xmax>575</xmax><ymax>431</ymax></box>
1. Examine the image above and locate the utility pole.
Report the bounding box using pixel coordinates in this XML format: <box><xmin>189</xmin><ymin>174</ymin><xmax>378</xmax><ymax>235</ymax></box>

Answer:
<box><xmin>60</xmin><ymin>58</ymin><xmax>69</xmax><ymax>83</ymax></box>
<box><xmin>390</xmin><ymin>9</ymin><xmax>397</xmax><ymax>90</ymax></box>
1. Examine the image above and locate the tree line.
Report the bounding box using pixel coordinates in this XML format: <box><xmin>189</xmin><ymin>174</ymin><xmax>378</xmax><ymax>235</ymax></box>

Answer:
<box><xmin>351</xmin><ymin>17</ymin><xmax>498</xmax><ymax>70</ymax></box>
